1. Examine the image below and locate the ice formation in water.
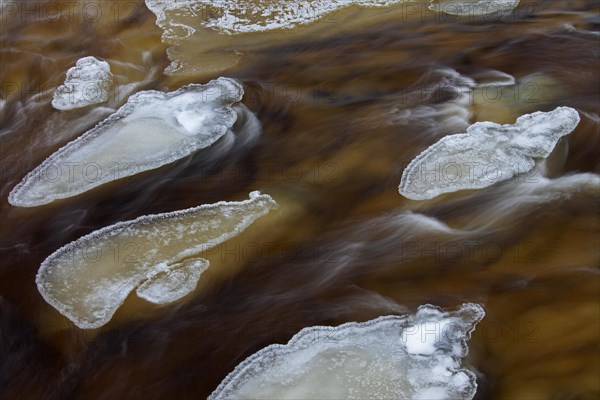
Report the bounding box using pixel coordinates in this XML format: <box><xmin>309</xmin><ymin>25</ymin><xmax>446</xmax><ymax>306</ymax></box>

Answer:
<box><xmin>9</xmin><ymin>77</ymin><xmax>249</xmax><ymax>207</ymax></box>
<box><xmin>36</xmin><ymin>191</ymin><xmax>277</xmax><ymax>329</ymax></box>
<box><xmin>145</xmin><ymin>0</ymin><xmax>407</xmax><ymax>36</ymax></box>
<box><xmin>135</xmin><ymin>257</ymin><xmax>209</xmax><ymax>304</ymax></box>
<box><xmin>209</xmin><ymin>303</ymin><xmax>484</xmax><ymax>400</ymax></box>
<box><xmin>51</xmin><ymin>56</ymin><xmax>113</xmax><ymax>111</ymax></box>
<box><xmin>430</xmin><ymin>0</ymin><xmax>520</xmax><ymax>16</ymax></box>
<box><xmin>399</xmin><ymin>107</ymin><xmax>580</xmax><ymax>200</ymax></box>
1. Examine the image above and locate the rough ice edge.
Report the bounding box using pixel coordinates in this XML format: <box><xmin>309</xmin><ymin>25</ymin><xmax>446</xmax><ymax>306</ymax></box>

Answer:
<box><xmin>35</xmin><ymin>191</ymin><xmax>277</xmax><ymax>329</ymax></box>
<box><xmin>51</xmin><ymin>56</ymin><xmax>113</xmax><ymax>110</ymax></box>
<box><xmin>8</xmin><ymin>77</ymin><xmax>245</xmax><ymax>207</ymax></box>
<box><xmin>208</xmin><ymin>303</ymin><xmax>485</xmax><ymax>400</ymax></box>
<box><xmin>399</xmin><ymin>107</ymin><xmax>581</xmax><ymax>200</ymax></box>
<box><xmin>145</xmin><ymin>0</ymin><xmax>408</xmax><ymax>36</ymax></box>
<box><xmin>429</xmin><ymin>0</ymin><xmax>520</xmax><ymax>16</ymax></box>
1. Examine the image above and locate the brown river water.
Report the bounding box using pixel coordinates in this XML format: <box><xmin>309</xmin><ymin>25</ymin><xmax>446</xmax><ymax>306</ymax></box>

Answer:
<box><xmin>0</xmin><ymin>0</ymin><xmax>599</xmax><ymax>399</ymax></box>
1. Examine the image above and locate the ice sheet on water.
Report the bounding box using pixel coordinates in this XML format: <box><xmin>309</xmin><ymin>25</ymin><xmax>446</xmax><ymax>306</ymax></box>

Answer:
<box><xmin>35</xmin><ymin>191</ymin><xmax>277</xmax><ymax>329</ymax></box>
<box><xmin>51</xmin><ymin>57</ymin><xmax>113</xmax><ymax>111</ymax></box>
<box><xmin>145</xmin><ymin>0</ymin><xmax>407</xmax><ymax>36</ymax></box>
<box><xmin>9</xmin><ymin>77</ymin><xmax>248</xmax><ymax>207</ymax></box>
<box><xmin>399</xmin><ymin>107</ymin><xmax>580</xmax><ymax>200</ymax></box>
<box><xmin>209</xmin><ymin>303</ymin><xmax>484</xmax><ymax>400</ymax></box>
<box><xmin>430</xmin><ymin>0</ymin><xmax>520</xmax><ymax>15</ymax></box>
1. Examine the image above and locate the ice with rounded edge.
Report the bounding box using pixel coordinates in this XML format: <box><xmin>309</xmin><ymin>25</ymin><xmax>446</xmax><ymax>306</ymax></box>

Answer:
<box><xmin>145</xmin><ymin>0</ymin><xmax>407</xmax><ymax>36</ymax></box>
<box><xmin>9</xmin><ymin>77</ymin><xmax>248</xmax><ymax>207</ymax></box>
<box><xmin>52</xmin><ymin>56</ymin><xmax>113</xmax><ymax>111</ymax></box>
<box><xmin>36</xmin><ymin>191</ymin><xmax>277</xmax><ymax>329</ymax></box>
<box><xmin>135</xmin><ymin>257</ymin><xmax>209</xmax><ymax>304</ymax></box>
<box><xmin>209</xmin><ymin>303</ymin><xmax>484</xmax><ymax>400</ymax></box>
<box><xmin>399</xmin><ymin>107</ymin><xmax>580</xmax><ymax>200</ymax></box>
<box><xmin>430</xmin><ymin>0</ymin><xmax>520</xmax><ymax>16</ymax></box>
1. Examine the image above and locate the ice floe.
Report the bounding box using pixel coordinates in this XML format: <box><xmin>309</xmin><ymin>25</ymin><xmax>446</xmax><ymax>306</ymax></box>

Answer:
<box><xmin>209</xmin><ymin>303</ymin><xmax>484</xmax><ymax>400</ymax></box>
<box><xmin>399</xmin><ymin>107</ymin><xmax>581</xmax><ymax>200</ymax></box>
<box><xmin>146</xmin><ymin>0</ymin><xmax>407</xmax><ymax>36</ymax></box>
<box><xmin>9</xmin><ymin>77</ymin><xmax>251</xmax><ymax>207</ymax></box>
<box><xmin>430</xmin><ymin>0</ymin><xmax>520</xmax><ymax>16</ymax></box>
<box><xmin>51</xmin><ymin>56</ymin><xmax>113</xmax><ymax>111</ymax></box>
<box><xmin>36</xmin><ymin>191</ymin><xmax>277</xmax><ymax>329</ymax></box>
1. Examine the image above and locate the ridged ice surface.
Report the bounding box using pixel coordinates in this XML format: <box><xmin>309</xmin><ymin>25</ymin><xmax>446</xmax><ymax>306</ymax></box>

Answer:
<box><xmin>9</xmin><ymin>78</ymin><xmax>247</xmax><ymax>207</ymax></box>
<box><xmin>51</xmin><ymin>56</ymin><xmax>113</xmax><ymax>111</ymax></box>
<box><xmin>430</xmin><ymin>0</ymin><xmax>520</xmax><ymax>15</ymax></box>
<box><xmin>209</xmin><ymin>303</ymin><xmax>484</xmax><ymax>400</ymax></box>
<box><xmin>399</xmin><ymin>107</ymin><xmax>581</xmax><ymax>200</ymax></box>
<box><xmin>36</xmin><ymin>192</ymin><xmax>277</xmax><ymax>329</ymax></box>
<box><xmin>145</xmin><ymin>0</ymin><xmax>407</xmax><ymax>35</ymax></box>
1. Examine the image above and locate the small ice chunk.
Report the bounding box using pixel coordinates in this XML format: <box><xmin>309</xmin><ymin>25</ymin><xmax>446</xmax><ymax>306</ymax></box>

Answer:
<box><xmin>399</xmin><ymin>107</ymin><xmax>580</xmax><ymax>200</ymax></box>
<box><xmin>135</xmin><ymin>257</ymin><xmax>209</xmax><ymax>304</ymax></box>
<box><xmin>209</xmin><ymin>303</ymin><xmax>484</xmax><ymax>400</ymax></box>
<box><xmin>51</xmin><ymin>56</ymin><xmax>113</xmax><ymax>111</ymax></box>
<box><xmin>430</xmin><ymin>0</ymin><xmax>520</xmax><ymax>16</ymax></box>
<box><xmin>9</xmin><ymin>77</ymin><xmax>248</xmax><ymax>207</ymax></box>
<box><xmin>35</xmin><ymin>192</ymin><xmax>277</xmax><ymax>329</ymax></box>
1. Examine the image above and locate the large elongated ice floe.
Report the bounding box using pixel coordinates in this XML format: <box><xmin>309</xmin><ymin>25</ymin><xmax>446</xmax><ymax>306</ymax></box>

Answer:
<box><xmin>430</xmin><ymin>0</ymin><xmax>520</xmax><ymax>16</ymax></box>
<box><xmin>209</xmin><ymin>303</ymin><xmax>484</xmax><ymax>400</ymax></box>
<box><xmin>9</xmin><ymin>77</ymin><xmax>249</xmax><ymax>207</ymax></box>
<box><xmin>51</xmin><ymin>56</ymin><xmax>113</xmax><ymax>111</ymax></box>
<box><xmin>146</xmin><ymin>0</ymin><xmax>407</xmax><ymax>36</ymax></box>
<box><xmin>36</xmin><ymin>191</ymin><xmax>277</xmax><ymax>329</ymax></box>
<box><xmin>399</xmin><ymin>107</ymin><xmax>580</xmax><ymax>200</ymax></box>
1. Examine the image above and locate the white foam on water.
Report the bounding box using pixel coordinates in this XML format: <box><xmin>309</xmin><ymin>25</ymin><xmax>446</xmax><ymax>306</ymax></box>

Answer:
<box><xmin>145</xmin><ymin>0</ymin><xmax>408</xmax><ymax>36</ymax></box>
<box><xmin>9</xmin><ymin>77</ymin><xmax>250</xmax><ymax>207</ymax></box>
<box><xmin>209</xmin><ymin>303</ymin><xmax>484</xmax><ymax>400</ymax></box>
<box><xmin>399</xmin><ymin>107</ymin><xmax>581</xmax><ymax>200</ymax></box>
<box><xmin>430</xmin><ymin>0</ymin><xmax>520</xmax><ymax>16</ymax></box>
<box><xmin>35</xmin><ymin>191</ymin><xmax>277</xmax><ymax>329</ymax></box>
<box><xmin>390</xmin><ymin>68</ymin><xmax>516</xmax><ymax>137</ymax></box>
<box><xmin>51</xmin><ymin>56</ymin><xmax>113</xmax><ymax>111</ymax></box>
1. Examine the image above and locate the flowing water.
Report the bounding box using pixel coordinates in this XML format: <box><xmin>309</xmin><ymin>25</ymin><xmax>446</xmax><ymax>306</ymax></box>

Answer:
<box><xmin>1</xmin><ymin>0</ymin><xmax>599</xmax><ymax>398</ymax></box>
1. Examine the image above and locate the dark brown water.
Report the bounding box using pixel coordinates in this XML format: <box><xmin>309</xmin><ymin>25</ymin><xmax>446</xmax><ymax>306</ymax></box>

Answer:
<box><xmin>1</xmin><ymin>0</ymin><xmax>599</xmax><ymax>399</ymax></box>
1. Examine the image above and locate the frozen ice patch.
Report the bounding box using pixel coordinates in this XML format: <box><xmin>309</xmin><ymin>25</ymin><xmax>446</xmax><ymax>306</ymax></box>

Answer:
<box><xmin>9</xmin><ymin>77</ymin><xmax>249</xmax><ymax>207</ymax></box>
<box><xmin>35</xmin><ymin>191</ymin><xmax>277</xmax><ymax>329</ymax></box>
<box><xmin>146</xmin><ymin>0</ymin><xmax>408</xmax><ymax>36</ymax></box>
<box><xmin>209</xmin><ymin>303</ymin><xmax>484</xmax><ymax>400</ymax></box>
<box><xmin>430</xmin><ymin>0</ymin><xmax>520</xmax><ymax>16</ymax></box>
<box><xmin>51</xmin><ymin>56</ymin><xmax>113</xmax><ymax>111</ymax></box>
<box><xmin>399</xmin><ymin>107</ymin><xmax>580</xmax><ymax>200</ymax></box>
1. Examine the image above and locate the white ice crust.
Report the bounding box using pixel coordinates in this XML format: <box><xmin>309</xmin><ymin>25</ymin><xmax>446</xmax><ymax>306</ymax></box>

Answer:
<box><xmin>36</xmin><ymin>191</ymin><xmax>277</xmax><ymax>329</ymax></box>
<box><xmin>399</xmin><ymin>107</ymin><xmax>581</xmax><ymax>200</ymax></box>
<box><xmin>430</xmin><ymin>0</ymin><xmax>520</xmax><ymax>15</ymax></box>
<box><xmin>9</xmin><ymin>77</ymin><xmax>246</xmax><ymax>207</ymax></box>
<box><xmin>145</xmin><ymin>0</ymin><xmax>407</xmax><ymax>36</ymax></box>
<box><xmin>52</xmin><ymin>56</ymin><xmax>113</xmax><ymax>110</ymax></box>
<box><xmin>209</xmin><ymin>303</ymin><xmax>485</xmax><ymax>400</ymax></box>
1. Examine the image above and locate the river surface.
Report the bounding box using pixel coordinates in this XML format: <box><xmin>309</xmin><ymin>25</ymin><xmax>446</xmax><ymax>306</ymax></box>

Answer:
<box><xmin>1</xmin><ymin>0</ymin><xmax>599</xmax><ymax>399</ymax></box>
